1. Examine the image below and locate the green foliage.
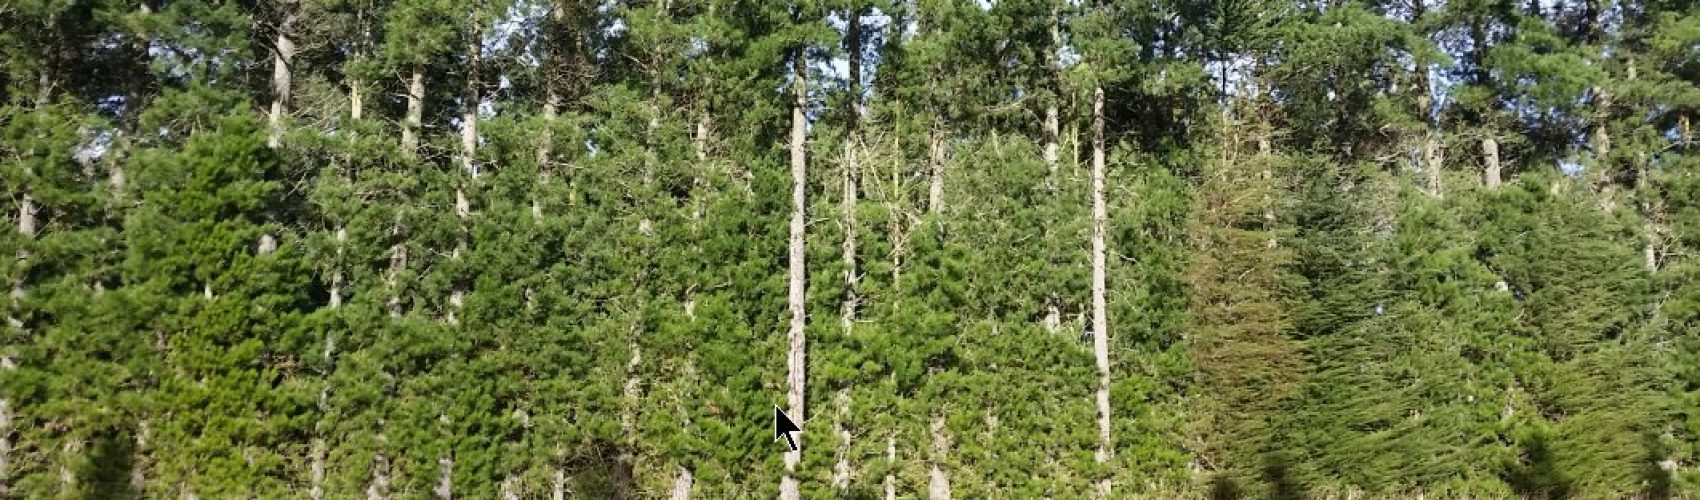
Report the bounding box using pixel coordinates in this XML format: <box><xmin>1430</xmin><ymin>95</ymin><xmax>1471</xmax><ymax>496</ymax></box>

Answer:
<box><xmin>5</xmin><ymin>0</ymin><xmax>1700</xmax><ymax>497</ymax></box>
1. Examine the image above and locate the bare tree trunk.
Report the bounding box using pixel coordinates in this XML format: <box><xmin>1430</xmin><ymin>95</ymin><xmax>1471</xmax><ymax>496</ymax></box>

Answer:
<box><xmin>670</xmin><ymin>467</ymin><xmax>694</xmax><ymax>500</ymax></box>
<box><xmin>1483</xmin><ymin>137</ymin><xmax>1501</xmax><ymax>189</ymax></box>
<box><xmin>1043</xmin><ymin>3</ymin><xmax>1061</xmax><ymax>187</ymax></box>
<box><xmin>928</xmin><ymin>121</ymin><xmax>945</xmax><ymax>215</ymax></box>
<box><xmin>311</xmin><ymin>223</ymin><xmax>346</xmax><ymax>500</ymax></box>
<box><xmin>367</xmin><ymin>442</ymin><xmax>391</xmax><ymax>500</ymax></box>
<box><xmin>461</xmin><ymin>12</ymin><xmax>481</xmax><ymax>180</ymax></box>
<box><xmin>615</xmin><ymin>319</ymin><xmax>641</xmax><ymax>500</ymax></box>
<box><xmin>350</xmin><ymin>80</ymin><xmax>364</xmax><ymax>121</ymax></box>
<box><xmin>435</xmin><ymin>453</ymin><xmax>453</xmax><ymax>499</ymax></box>
<box><xmin>884</xmin><ymin>435</ymin><xmax>896</xmax><ymax>500</ymax></box>
<box><xmin>1592</xmin><ymin>85</ymin><xmax>1616</xmax><ymax>212</ymax></box>
<box><xmin>1423</xmin><ymin>136</ymin><xmax>1443</xmax><ymax>197</ymax></box>
<box><xmin>535</xmin><ymin>6</ymin><xmax>560</xmax><ymax>222</ymax></box>
<box><xmin>780</xmin><ymin>46</ymin><xmax>809</xmax><ymax>500</ymax></box>
<box><xmin>386</xmin><ymin>214</ymin><xmax>406</xmax><ymax>317</ymax></box>
<box><xmin>551</xmin><ymin>467</ymin><xmax>567</xmax><ymax>500</ymax></box>
<box><xmin>927</xmin><ymin>417</ymin><xmax>951</xmax><ymax>500</ymax></box>
<box><xmin>403</xmin><ymin>69</ymin><xmax>424</xmax><ymax>157</ymax></box>
<box><xmin>268</xmin><ymin>8</ymin><xmax>296</xmax><ymax>149</ymax></box>
<box><xmin>308</xmin><ymin>438</ymin><xmax>326</xmax><ymax>500</ymax></box>
<box><xmin>1090</xmin><ymin>86</ymin><xmax>1112</xmax><ymax>498</ymax></box>
<box><xmin>834</xmin><ymin>10</ymin><xmax>863</xmax><ymax>491</ymax></box>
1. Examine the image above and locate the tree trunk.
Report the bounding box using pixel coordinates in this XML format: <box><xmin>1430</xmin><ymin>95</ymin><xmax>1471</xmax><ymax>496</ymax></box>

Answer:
<box><xmin>450</xmin><ymin>10</ymin><xmax>478</xmax><ymax>327</ymax></box>
<box><xmin>552</xmin><ymin>467</ymin><xmax>567</xmax><ymax>500</ymax></box>
<box><xmin>615</xmin><ymin>319</ymin><xmax>641</xmax><ymax>500</ymax></box>
<box><xmin>367</xmin><ymin>452</ymin><xmax>390</xmax><ymax>500</ymax></box>
<box><xmin>386</xmin><ymin>214</ymin><xmax>407</xmax><ymax>317</ymax></box>
<box><xmin>1483</xmin><ymin>137</ymin><xmax>1501</xmax><ymax>189</ymax></box>
<box><xmin>309</xmin><ymin>437</ymin><xmax>327</xmax><ymax>500</ymax></box>
<box><xmin>928</xmin><ymin>416</ymin><xmax>951</xmax><ymax>500</ymax></box>
<box><xmin>670</xmin><ymin>467</ymin><xmax>694</xmax><ymax>500</ymax></box>
<box><xmin>780</xmin><ymin>46</ymin><xmax>809</xmax><ymax>500</ymax></box>
<box><xmin>461</xmin><ymin>11</ymin><xmax>481</xmax><ymax>179</ymax></box>
<box><xmin>1043</xmin><ymin>3</ymin><xmax>1061</xmax><ymax>187</ymax></box>
<box><xmin>1593</xmin><ymin>85</ymin><xmax>1615</xmax><ymax>212</ymax></box>
<box><xmin>535</xmin><ymin>2</ymin><xmax>561</xmax><ymax>221</ymax></box>
<box><xmin>928</xmin><ymin>121</ymin><xmax>946</xmax><ymax>215</ymax></box>
<box><xmin>1090</xmin><ymin>86</ymin><xmax>1112</xmax><ymax>498</ymax></box>
<box><xmin>403</xmin><ymin>69</ymin><xmax>424</xmax><ymax>157</ymax></box>
<box><xmin>311</xmin><ymin>224</ymin><xmax>345</xmax><ymax>500</ymax></box>
<box><xmin>435</xmin><ymin>453</ymin><xmax>453</xmax><ymax>499</ymax></box>
<box><xmin>1423</xmin><ymin>135</ymin><xmax>1443</xmax><ymax>198</ymax></box>
<box><xmin>834</xmin><ymin>10</ymin><xmax>863</xmax><ymax>491</ymax></box>
<box><xmin>884</xmin><ymin>435</ymin><xmax>896</xmax><ymax>500</ymax></box>
<box><xmin>268</xmin><ymin>9</ymin><xmax>295</xmax><ymax>149</ymax></box>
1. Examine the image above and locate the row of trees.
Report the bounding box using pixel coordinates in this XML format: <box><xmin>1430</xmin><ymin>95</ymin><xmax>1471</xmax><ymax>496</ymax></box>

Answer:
<box><xmin>2</xmin><ymin>0</ymin><xmax>1699</xmax><ymax>497</ymax></box>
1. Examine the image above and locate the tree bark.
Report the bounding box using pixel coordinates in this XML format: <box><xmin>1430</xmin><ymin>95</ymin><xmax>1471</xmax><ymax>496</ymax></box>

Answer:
<box><xmin>1483</xmin><ymin>137</ymin><xmax>1501</xmax><ymax>189</ymax></box>
<box><xmin>403</xmin><ymin>69</ymin><xmax>424</xmax><ymax>157</ymax></box>
<box><xmin>670</xmin><ymin>467</ymin><xmax>694</xmax><ymax>500</ymax></box>
<box><xmin>268</xmin><ymin>7</ymin><xmax>295</xmax><ymax>149</ymax></box>
<box><xmin>435</xmin><ymin>453</ymin><xmax>453</xmax><ymax>499</ymax></box>
<box><xmin>461</xmin><ymin>10</ymin><xmax>481</xmax><ymax>180</ymax></box>
<box><xmin>780</xmin><ymin>45</ymin><xmax>809</xmax><ymax>500</ymax></box>
<box><xmin>884</xmin><ymin>435</ymin><xmax>896</xmax><ymax>500</ymax></box>
<box><xmin>535</xmin><ymin>1</ymin><xmax>562</xmax><ymax>221</ymax></box>
<box><xmin>552</xmin><ymin>467</ymin><xmax>567</xmax><ymax>500</ymax></box>
<box><xmin>311</xmin><ymin>223</ymin><xmax>347</xmax><ymax>500</ymax></box>
<box><xmin>386</xmin><ymin>213</ymin><xmax>407</xmax><ymax>317</ymax></box>
<box><xmin>1043</xmin><ymin>3</ymin><xmax>1061</xmax><ymax>187</ymax></box>
<box><xmin>1593</xmin><ymin>85</ymin><xmax>1616</xmax><ymax>212</ymax></box>
<box><xmin>928</xmin><ymin>416</ymin><xmax>951</xmax><ymax>499</ymax></box>
<box><xmin>367</xmin><ymin>451</ymin><xmax>390</xmax><ymax>500</ymax></box>
<box><xmin>834</xmin><ymin>9</ymin><xmax>863</xmax><ymax>490</ymax></box>
<box><xmin>1090</xmin><ymin>86</ymin><xmax>1112</xmax><ymax>498</ymax></box>
<box><xmin>615</xmin><ymin>319</ymin><xmax>641</xmax><ymax>500</ymax></box>
<box><xmin>928</xmin><ymin>121</ymin><xmax>946</xmax><ymax>215</ymax></box>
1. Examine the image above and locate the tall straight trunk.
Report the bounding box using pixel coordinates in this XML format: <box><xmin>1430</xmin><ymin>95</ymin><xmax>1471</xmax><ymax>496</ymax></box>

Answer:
<box><xmin>1593</xmin><ymin>85</ymin><xmax>1616</xmax><ymax>211</ymax></box>
<box><xmin>447</xmin><ymin>5</ymin><xmax>480</xmax><ymax>330</ymax></box>
<box><xmin>268</xmin><ymin>8</ymin><xmax>295</xmax><ymax>149</ymax></box>
<box><xmin>928</xmin><ymin>416</ymin><xmax>951</xmax><ymax>499</ymax></box>
<box><xmin>403</xmin><ymin>69</ymin><xmax>424</xmax><ymax>157</ymax></box>
<box><xmin>780</xmin><ymin>46</ymin><xmax>809</xmax><ymax>500</ymax></box>
<box><xmin>2</xmin><ymin>193</ymin><xmax>30</xmax><ymax>497</ymax></box>
<box><xmin>834</xmin><ymin>9</ymin><xmax>863</xmax><ymax>491</ymax></box>
<box><xmin>1089</xmin><ymin>86</ymin><xmax>1112</xmax><ymax>498</ymax></box>
<box><xmin>435</xmin><ymin>454</ymin><xmax>453</xmax><ymax>499</ymax></box>
<box><xmin>884</xmin><ymin>435</ymin><xmax>896</xmax><ymax>500</ymax></box>
<box><xmin>367</xmin><ymin>452</ymin><xmax>391</xmax><ymax>500</ymax></box>
<box><xmin>1043</xmin><ymin>3</ymin><xmax>1061</xmax><ymax>182</ymax></box>
<box><xmin>1483</xmin><ymin>137</ymin><xmax>1501</xmax><ymax>189</ymax></box>
<box><xmin>461</xmin><ymin>10</ymin><xmax>481</xmax><ymax>180</ymax></box>
<box><xmin>614</xmin><ymin>320</ymin><xmax>640</xmax><ymax>500</ymax></box>
<box><xmin>311</xmin><ymin>223</ymin><xmax>347</xmax><ymax>500</ymax></box>
<box><xmin>928</xmin><ymin>120</ymin><xmax>946</xmax><ymax>214</ymax></box>
<box><xmin>536</xmin><ymin>6</ymin><xmax>560</xmax><ymax>219</ymax></box>
<box><xmin>670</xmin><ymin>467</ymin><xmax>694</xmax><ymax>500</ymax></box>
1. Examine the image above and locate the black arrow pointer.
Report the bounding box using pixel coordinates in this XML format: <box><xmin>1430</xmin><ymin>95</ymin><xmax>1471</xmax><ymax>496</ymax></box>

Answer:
<box><xmin>773</xmin><ymin>406</ymin><xmax>801</xmax><ymax>452</ymax></box>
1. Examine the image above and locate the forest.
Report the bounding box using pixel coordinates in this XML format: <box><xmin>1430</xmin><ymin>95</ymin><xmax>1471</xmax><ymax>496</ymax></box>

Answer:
<box><xmin>3</xmin><ymin>0</ymin><xmax>1700</xmax><ymax>497</ymax></box>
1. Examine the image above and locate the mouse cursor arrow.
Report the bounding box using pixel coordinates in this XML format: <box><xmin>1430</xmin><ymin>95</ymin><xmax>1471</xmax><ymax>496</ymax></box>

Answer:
<box><xmin>773</xmin><ymin>406</ymin><xmax>801</xmax><ymax>452</ymax></box>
